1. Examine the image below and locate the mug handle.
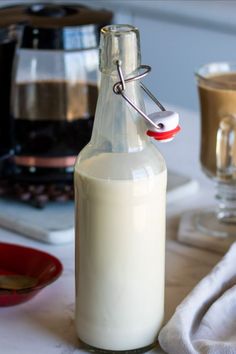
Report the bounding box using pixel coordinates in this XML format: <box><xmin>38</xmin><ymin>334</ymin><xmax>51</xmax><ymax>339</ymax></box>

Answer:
<box><xmin>216</xmin><ymin>115</ymin><xmax>236</xmax><ymax>180</ymax></box>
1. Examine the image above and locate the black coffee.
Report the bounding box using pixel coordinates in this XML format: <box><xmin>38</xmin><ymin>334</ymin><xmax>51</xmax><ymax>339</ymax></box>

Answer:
<box><xmin>12</xmin><ymin>80</ymin><xmax>98</xmax><ymax>182</ymax></box>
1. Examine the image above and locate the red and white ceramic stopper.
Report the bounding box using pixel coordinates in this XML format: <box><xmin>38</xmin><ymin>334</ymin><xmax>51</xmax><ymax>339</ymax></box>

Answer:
<box><xmin>146</xmin><ymin>111</ymin><xmax>181</xmax><ymax>142</ymax></box>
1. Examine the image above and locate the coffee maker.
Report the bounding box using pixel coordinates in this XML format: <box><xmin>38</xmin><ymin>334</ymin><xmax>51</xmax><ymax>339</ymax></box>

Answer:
<box><xmin>0</xmin><ymin>4</ymin><xmax>112</xmax><ymax>205</ymax></box>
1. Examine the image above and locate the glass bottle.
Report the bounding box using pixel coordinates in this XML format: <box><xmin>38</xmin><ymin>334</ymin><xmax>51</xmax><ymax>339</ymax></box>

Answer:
<box><xmin>74</xmin><ymin>24</ymin><xmax>167</xmax><ymax>352</ymax></box>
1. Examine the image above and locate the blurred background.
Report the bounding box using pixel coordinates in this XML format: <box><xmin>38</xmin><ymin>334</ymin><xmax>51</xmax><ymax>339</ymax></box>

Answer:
<box><xmin>0</xmin><ymin>0</ymin><xmax>236</xmax><ymax>205</ymax></box>
<box><xmin>1</xmin><ymin>0</ymin><xmax>236</xmax><ymax>111</ymax></box>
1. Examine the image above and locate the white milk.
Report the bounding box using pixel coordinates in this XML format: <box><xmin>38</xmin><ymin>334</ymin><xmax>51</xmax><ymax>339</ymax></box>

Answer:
<box><xmin>75</xmin><ymin>151</ymin><xmax>166</xmax><ymax>351</ymax></box>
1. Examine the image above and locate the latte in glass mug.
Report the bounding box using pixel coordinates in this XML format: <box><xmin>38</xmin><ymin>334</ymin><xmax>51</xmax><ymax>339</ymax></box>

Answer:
<box><xmin>197</xmin><ymin>64</ymin><xmax>236</xmax><ymax>181</ymax></box>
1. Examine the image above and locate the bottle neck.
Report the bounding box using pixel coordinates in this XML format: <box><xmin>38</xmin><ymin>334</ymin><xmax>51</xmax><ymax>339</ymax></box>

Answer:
<box><xmin>90</xmin><ymin>25</ymin><xmax>147</xmax><ymax>153</ymax></box>
<box><xmin>90</xmin><ymin>70</ymin><xmax>148</xmax><ymax>153</ymax></box>
<box><xmin>99</xmin><ymin>25</ymin><xmax>140</xmax><ymax>76</ymax></box>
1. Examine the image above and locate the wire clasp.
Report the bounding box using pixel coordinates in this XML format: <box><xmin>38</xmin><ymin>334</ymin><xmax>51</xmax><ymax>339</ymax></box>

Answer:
<box><xmin>113</xmin><ymin>60</ymin><xmax>165</xmax><ymax>131</ymax></box>
<box><xmin>113</xmin><ymin>60</ymin><xmax>181</xmax><ymax>142</ymax></box>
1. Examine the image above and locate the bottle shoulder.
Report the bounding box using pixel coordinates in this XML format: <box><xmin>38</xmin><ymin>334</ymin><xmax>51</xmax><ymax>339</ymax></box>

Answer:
<box><xmin>74</xmin><ymin>142</ymin><xmax>166</xmax><ymax>181</ymax></box>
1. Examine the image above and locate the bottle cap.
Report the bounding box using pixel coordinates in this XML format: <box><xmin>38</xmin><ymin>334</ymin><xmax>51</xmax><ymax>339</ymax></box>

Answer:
<box><xmin>146</xmin><ymin>111</ymin><xmax>181</xmax><ymax>142</ymax></box>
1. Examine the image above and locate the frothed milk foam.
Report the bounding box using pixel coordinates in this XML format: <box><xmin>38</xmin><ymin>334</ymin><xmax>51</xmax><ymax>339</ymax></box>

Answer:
<box><xmin>75</xmin><ymin>151</ymin><xmax>166</xmax><ymax>350</ymax></box>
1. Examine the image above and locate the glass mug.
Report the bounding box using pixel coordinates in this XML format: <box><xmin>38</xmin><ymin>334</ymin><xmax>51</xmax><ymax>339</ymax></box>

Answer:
<box><xmin>196</xmin><ymin>62</ymin><xmax>236</xmax><ymax>237</ymax></box>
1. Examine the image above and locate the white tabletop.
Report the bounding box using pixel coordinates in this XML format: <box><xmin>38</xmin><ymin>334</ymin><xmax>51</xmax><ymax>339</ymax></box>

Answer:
<box><xmin>0</xmin><ymin>105</ymin><xmax>222</xmax><ymax>354</ymax></box>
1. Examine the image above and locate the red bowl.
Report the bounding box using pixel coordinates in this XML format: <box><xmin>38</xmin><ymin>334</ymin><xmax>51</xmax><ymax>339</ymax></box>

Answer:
<box><xmin>0</xmin><ymin>242</ymin><xmax>63</xmax><ymax>306</ymax></box>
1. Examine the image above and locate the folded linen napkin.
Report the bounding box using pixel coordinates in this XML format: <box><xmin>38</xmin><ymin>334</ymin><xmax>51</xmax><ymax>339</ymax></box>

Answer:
<box><xmin>159</xmin><ymin>242</ymin><xmax>236</xmax><ymax>354</ymax></box>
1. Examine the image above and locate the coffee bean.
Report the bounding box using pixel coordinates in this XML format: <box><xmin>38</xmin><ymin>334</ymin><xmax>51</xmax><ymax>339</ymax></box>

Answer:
<box><xmin>0</xmin><ymin>179</ymin><xmax>74</xmax><ymax>207</ymax></box>
<box><xmin>54</xmin><ymin>194</ymin><xmax>69</xmax><ymax>202</ymax></box>
<box><xmin>20</xmin><ymin>192</ymin><xmax>31</xmax><ymax>201</ymax></box>
<box><xmin>34</xmin><ymin>185</ymin><xmax>45</xmax><ymax>195</ymax></box>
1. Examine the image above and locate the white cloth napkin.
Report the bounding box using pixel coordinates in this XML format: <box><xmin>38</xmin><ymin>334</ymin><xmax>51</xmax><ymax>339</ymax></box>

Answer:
<box><xmin>158</xmin><ymin>242</ymin><xmax>236</xmax><ymax>354</ymax></box>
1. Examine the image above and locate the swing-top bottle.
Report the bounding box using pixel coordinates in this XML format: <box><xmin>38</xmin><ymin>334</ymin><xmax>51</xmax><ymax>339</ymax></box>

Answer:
<box><xmin>74</xmin><ymin>24</ymin><xmax>167</xmax><ymax>352</ymax></box>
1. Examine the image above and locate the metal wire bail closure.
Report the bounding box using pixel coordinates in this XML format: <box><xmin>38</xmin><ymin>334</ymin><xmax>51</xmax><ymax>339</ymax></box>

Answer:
<box><xmin>113</xmin><ymin>60</ymin><xmax>181</xmax><ymax>142</ymax></box>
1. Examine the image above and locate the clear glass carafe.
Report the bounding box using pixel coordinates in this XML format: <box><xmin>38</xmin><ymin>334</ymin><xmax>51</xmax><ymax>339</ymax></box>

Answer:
<box><xmin>11</xmin><ymin>22</ymin><xmax>99</xmax><ymax>182</ymax></box>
